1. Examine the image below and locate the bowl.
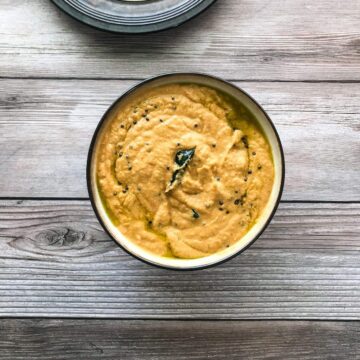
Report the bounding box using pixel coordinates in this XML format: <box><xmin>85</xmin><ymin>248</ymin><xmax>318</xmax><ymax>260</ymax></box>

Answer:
<box><xmin>87</xmin><ymin>73</ymin><xmax>285</xmax><ymax>270</ymax></box>
<box><xmin>51</xmin><ymin>0</ymin><xmax>217</xmax><ymax>34</ymax></box>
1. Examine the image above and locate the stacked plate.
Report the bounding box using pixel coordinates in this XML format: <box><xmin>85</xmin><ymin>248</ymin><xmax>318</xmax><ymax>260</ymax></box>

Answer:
<box><xmin>52</xmin><ymin>0</ymin><xmax>216</xmax><ymax>33</ymax></box>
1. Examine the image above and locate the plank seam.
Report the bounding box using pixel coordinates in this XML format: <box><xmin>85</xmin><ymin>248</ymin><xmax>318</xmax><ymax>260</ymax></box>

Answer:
<box><xmin>0</xmin><ymin>316</ymin><xmax>359</xmax><ymax>322</ymax></box>
<box><xmin>2</xmin><ymin>76</ymin><xmax>360</xmax><ymax>84</ymax></box>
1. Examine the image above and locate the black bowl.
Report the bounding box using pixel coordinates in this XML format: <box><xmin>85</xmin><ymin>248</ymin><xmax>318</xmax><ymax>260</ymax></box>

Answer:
<box><xmin>51</xmin><ymin>0</ymin><xmax>217</xmax><ymax>33</ymax></box>
<box><xmin>87</xmin><ymin>73</ymin><xmax>285</xmax><ymax>270</ymax></box>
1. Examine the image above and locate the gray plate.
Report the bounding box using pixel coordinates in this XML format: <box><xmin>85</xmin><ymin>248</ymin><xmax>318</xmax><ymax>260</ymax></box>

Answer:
<box><xmin>51</xmin><ymin>0</ymin><xmax>217</xmax><ymax>33</ymax></box>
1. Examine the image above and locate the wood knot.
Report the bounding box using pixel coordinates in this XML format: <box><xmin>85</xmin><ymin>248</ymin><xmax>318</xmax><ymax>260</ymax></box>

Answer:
<box><xmin>37</xmin><ymin>228</ymin><xmax>88</xmax><ymax>249</ymax></box>
<box><xmin>7</xmin><ymin>95</ymin><xmax>18</xmax><ymax>102</ymax></box>
<box><xmin>8</xmin><ymin>226</ymin><xmax>107</xmax><ymax>259</ymax></box>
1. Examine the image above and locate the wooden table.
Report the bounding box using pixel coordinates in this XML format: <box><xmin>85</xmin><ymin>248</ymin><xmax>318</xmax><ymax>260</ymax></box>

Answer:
<box><xmin>1</xmin><ymin>1</ymin><xmax>359</xmax><ymax>358</ymax></box>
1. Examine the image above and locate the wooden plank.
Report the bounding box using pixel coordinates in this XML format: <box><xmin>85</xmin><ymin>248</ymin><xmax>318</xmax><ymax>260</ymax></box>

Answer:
<box><xmin>0</xmin><ymin>200</ymin><xmax>359</xmax><ymax>319</ymax></box>
<box><xmin>0</xmin><ymin>319</ymin><xmax>359</xmax><ymax>360</ymax></box>
<box><xmin>1</xmin><ymin>0</ymin><xmax>360</xmax><ymax>81</ymax></box>
<box><xmin>0</xmin><ymin>79</ymin><xmax>359</xmax><ymax>200</ymax></box>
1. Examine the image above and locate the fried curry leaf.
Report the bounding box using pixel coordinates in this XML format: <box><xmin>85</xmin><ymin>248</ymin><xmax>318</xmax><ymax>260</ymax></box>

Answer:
<box><xmin>175</xmin><ymin>148</ymin><xmax>195</xmax><ymax>167</ymax></box>
<box><xmin>169</xmin><ymin>168</ymin><xmax>183</xmax><ymax>186</ymax></box>
<box><xmin>166</xmin><ymin>147</ymin><xmax>196</xmax><ymax>193</ymax></box>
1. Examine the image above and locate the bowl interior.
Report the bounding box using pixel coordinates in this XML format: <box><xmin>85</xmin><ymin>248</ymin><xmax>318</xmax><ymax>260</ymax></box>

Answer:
<box><xmin>89</xmin><ymin>74</ymin><xmax>284</xmax><ymax>270</ymax></box>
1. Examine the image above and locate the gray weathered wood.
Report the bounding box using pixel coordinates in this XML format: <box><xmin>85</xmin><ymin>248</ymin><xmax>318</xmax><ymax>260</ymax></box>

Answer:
<box><xmin>0</xmin><ymin>200</ymin><xmax>359</xmax><ymax>319</ymax></box>
<box><xmin>1</xmin><ymin>79</ymin><xmax>359</xmax><ymax>200</ymax></box>
<box><xmin>1</xmin><ymin>0</ymin><xmax>359</xmax><ymax>354</ymax></box>
<box><xmin>1</xmin><ymin>0</ymin><xmax>360</xmax><ymax>81</ymax></box>
<box><xmin>0</xmin><ymin>319</ymin><xmax>359</xmax><ymax>359</ymax></box>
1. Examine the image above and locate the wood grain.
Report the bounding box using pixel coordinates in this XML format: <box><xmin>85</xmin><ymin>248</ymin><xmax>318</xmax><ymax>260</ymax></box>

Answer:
<box><xmin>1</xmin><ymin>0</ymin><xmax>360</xmax><ymax>81</ymax></box>
<box><xmin>0</xmin><ymin>200</ymin><xmax>359</xmax><ymax>319</ymax></box>
<box><xmin>0</xmin><ymin>319</ymin><xmax>359</xmax><ymax>359</ymax></box>
<box><xmin>1</xmin><ymin>0</ymin><xmax>359</xmax><ymax>353</ymax></box>
<box><xmin>1</xmin><ymin>79</ymin><xmax>359</xmax><ymax>200</ymax></box>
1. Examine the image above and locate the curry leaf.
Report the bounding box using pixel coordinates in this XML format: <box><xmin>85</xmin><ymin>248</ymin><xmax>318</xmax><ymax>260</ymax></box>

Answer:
<box><xmin>175</xmin><ymin>148</ymin><xmax>195</xmax><ymax>167</ymax></box>
<box><xmin>166</xmin><ymin>147</ymin><xmax>196</xmax><ymax>193</ymax></box>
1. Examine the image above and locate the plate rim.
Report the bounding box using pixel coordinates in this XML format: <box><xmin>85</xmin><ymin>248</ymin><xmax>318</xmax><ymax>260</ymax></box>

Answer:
<box><xmin>50</xmin><ymin>0</ymin><xmax>217</xmax><ymax>34</ymax></box>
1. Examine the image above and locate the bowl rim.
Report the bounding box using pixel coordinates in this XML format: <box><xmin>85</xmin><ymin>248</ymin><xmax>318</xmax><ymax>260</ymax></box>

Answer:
<box><xmin>86</xmin><ymin>72</ymin><xmax>286</xmax><ymax>271</ymax></box>
<box><xmin>50</xmin><ymin>0</ymin><xmax>218</xmax><ymax>34</ymax></box>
